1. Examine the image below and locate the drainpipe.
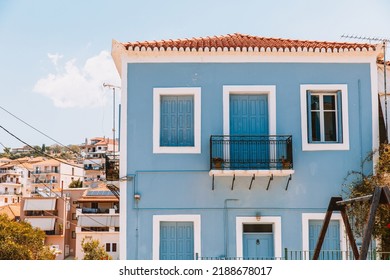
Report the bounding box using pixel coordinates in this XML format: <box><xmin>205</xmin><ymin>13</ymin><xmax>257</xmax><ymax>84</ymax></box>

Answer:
<box><xmin>224</xmin><ymin>199</ymin><xmax>239</xmax><ymax>258</ymax></box>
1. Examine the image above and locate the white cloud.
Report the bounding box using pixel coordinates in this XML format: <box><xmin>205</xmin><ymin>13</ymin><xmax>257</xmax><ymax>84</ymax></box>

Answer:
<box><xmin>34</xmin><ymin>51</ymin><xmax>120</xmax><ymax>108</ymax></box>
<box><xmin>47</xmin><ymin>53</ymin><xmax>63</xmax><ymax>66</ymax></box>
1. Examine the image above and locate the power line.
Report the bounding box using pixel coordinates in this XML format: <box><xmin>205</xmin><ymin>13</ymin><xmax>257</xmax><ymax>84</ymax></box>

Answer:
<box><xmin>0</xmin><ymin>104</ymin><xmax>105</xmax><ymax>167</ymax></box>
<box><xmin>0</xmin><ymin>105</ymin><xmax>71</xmax><ymax>150</ymax></box>
<box><xmin>0</xmin><ymin>125</ymin><xmax>83</xmax><ymax>169</ymax></box>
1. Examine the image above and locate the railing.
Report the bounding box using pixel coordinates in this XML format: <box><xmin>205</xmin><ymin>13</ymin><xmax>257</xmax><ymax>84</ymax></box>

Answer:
<box><xmin>32</xmin><ymin>170</ymin><xmax>59</xmax><ymax>174</ymax></box>
<box><xmin>84</xmin><ymin>166</ymin><xmax>104</xmax><ymax>171</ymax></box>
<box><xmin>105</xmin><ymin>154</ymin><xmax>119</xmax><ymax>181</ymax></box>
<box><xmin>210</xmin><ymin>135</ymin><xmax>293</xmax><ymax>170</ymax></box>
<box><xmin>81</xmin><ymin>207</ymin><xmax>112</xmax><ymax>214</ymax></box>
<box><xmin>197</xmin><ymin>249</ymin><xmax>390</xmax><ymax>260</ymax></box>
<box><xmin>32</xmin><ymin>180</ymin><xmax>58</xmax><ymax>184</ymax></box>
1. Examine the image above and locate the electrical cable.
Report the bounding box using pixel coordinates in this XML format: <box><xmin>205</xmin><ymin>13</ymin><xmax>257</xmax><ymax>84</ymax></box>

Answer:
<box><xmin>0</xmin><ymin>104</ymin><xmax>107</xmax><ymax>167</ymax></box>
<box><xmin>0</xmin><ymin>125</ymin><xmax>85</xmax><ymax>169</ymax></box>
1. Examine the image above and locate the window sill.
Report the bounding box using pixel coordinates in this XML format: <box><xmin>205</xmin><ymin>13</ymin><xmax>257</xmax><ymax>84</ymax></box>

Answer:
<box><xmin>302</xmin><ymin>142</ymin><xmax>349</xmax><ymax>151</ymax></box>
<box><xmin>153</xmin><ymin>146</ymin><xmax>201</xmax><ymax>154</ymax></box>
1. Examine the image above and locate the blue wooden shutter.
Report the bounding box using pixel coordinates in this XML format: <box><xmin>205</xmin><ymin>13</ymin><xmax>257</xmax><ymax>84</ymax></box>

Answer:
<box><xmin>309</xmin><ymin>220</ymin><xmax>341</xmax><ymax>260</ymax></box>
<box><xmin>336</xmin><ymin>90</ymin><xmax>343</xmax><ymax>143</ymax></box>
<box><xmin>160</xmin><ymin>95</ymin><xmax>194</xmax><ymax>147</ymax></box>
<box><xmin>160</xmin><ymin>96</ymin><xmax>177</xmax><ymax>146</ymax></box>
<box><xmin>177</xmin><ymin>96</ymin><xmax>194</xmax><ymax>146</ymax></box>
<box><xmin>160</xmin><ymin>222</ymin><xmax>194</xmax><ymax>260</ymax></box>
<box><xmin>160</xmin><ymin>222</ymin><xmax>177</xmax><ymax>260</ymax></box>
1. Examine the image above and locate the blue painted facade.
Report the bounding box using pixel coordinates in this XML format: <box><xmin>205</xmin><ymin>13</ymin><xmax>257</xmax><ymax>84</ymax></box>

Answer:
<box><xmin>118</xmin><ymin>56</ymin><xmax>377</xmax><ymax>259</ymax></box>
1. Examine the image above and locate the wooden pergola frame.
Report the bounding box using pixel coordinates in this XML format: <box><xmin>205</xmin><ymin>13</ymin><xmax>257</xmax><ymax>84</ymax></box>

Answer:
<box><xmin>313</xmin><ymin>186</ymin><xmax>390</xmax><ymax>260</ymax></box>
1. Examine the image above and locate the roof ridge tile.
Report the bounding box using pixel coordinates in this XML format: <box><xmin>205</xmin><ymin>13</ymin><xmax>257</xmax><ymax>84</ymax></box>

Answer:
<box><xmin>122</xmin><ymin>33</ymin><xmax>377</xmax><ymax>52</ymax></box>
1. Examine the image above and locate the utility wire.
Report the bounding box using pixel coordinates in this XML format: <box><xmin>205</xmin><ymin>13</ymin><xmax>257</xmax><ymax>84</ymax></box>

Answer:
<box><xmin>0</xmin><ymin>125</ymin><xmax>83</xmax><ymax>169</ymax></box>
<box><xmin>0</xmin><ymin>104</ymin><xmax>106</xmax><ymax>167</ymax></box>
<box><xmin>0</xmin><ymin>105</ymin><xmax>70</xmax><ymax>151</ymax></box>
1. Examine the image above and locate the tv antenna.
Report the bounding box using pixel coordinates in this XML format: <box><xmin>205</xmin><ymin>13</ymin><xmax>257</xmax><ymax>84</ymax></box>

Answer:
<box><xmin>342</xmin><ymin>34</ymin><xmax>390</xmax><ymax>143</ymax></box>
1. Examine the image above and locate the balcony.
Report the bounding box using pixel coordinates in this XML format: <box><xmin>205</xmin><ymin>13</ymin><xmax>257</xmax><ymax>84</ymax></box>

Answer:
<box><xmin>32</xmin><ymin>170</ymin><xmax>59</xmax><ymax>174</ymax></box>
<box><xmin>210</xmin><ymin>135</ymin><xmax>294</xmax><ymax>181</ymax></box>
<box><xmin>32</xmin><ymin>179</ymin><xmax>58</xmax><ymax>184</ymax></box>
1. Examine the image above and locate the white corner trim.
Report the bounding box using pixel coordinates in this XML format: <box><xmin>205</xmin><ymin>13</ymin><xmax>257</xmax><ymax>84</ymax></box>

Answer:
<box><xmin>236</xmin><ymin>216</ymin><xmax>282</xmax><ymax>259</ymax></box>
<box><xmin>371</xmin><ymin>60</ymin><xmax>380</xmax><ymax>172</ymax></box>
<box><xmin>301</xmin><ymin>213</ymin><xmax>347</xmax><ymax>260</ymax></box>
<box><xmin>153</xmin><ymin>87</ymin><xmax>201</xmax><ymax>154</ymax></box>
<box><xmin>119</xmin><ymin>58</ymin><xmax>128</xmax><ymax>260</ymax></box>
<box><xmin>152</xmin><ymin>214</ymin><xmax>201</xmax><ymax>260</ymax></box>
<box><xmin>300</xmin><ymin>84</ymin><xmax>350</xmax><ymax>151</ymax></box>
<box><xmin>223</xmin><ymin>85</ymin><xmax>276</xmax><ymax>135</ymax></box>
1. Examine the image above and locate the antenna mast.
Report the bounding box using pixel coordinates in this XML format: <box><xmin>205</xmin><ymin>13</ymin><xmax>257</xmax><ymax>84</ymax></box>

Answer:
<box><xmin>342</xmin><ymin>34</ymin><xmax>390</xmax><ymax>143</ymax></box>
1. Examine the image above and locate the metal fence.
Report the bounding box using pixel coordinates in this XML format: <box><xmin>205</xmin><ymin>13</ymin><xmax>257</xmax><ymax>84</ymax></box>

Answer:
<box><xmin>197</xmin><ymin>249</ymin><xmax>390</xmax><ymax>260</ymax></box>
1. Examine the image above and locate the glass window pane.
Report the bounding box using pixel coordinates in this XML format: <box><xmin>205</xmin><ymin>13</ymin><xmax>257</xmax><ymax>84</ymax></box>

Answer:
<box><xmin>311</xmin><ymin>112</ymin><xmax>321</xmax><ymax>141</ymax></box>
<box><xmin>324</xmin><ymin>112</ymin><xmax>337</xmax><ymax>141</ymax></box>
<box><xmin>323</xmin><ymin>95</ymin><xmax>335</xmax><ymax>110</ymax></box>
<box><xmin>311</xmin><ymin>95</ymin><xmax>320</xmax><ymax>110</ymax></box>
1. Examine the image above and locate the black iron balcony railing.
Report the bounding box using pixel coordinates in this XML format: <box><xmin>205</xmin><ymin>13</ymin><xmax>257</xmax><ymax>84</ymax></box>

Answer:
<box><xmin>210</xmin><ymin>135</ymin><xmax>293</xmax><ymax>170</ymax></box>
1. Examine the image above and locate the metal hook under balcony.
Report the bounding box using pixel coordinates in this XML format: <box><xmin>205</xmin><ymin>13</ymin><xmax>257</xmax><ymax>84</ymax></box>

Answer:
<box><xmin>231</xmin><ymin>174</ymin><xmax>236</xmax><ymax>190</ymax></box>
<box><xmin>266</xmin><ymin>174</ymin><xmax>273</xmax><ymax>191</ymax></box>
<box><xmin>285</xmin><ymin>174</ymin><xmax>292</xmax><ymax>191</ymax></box>
<box><xmin>249</xmin><ymin>174</ymin><xmax>255</xmax><ymax>190</ymax></box>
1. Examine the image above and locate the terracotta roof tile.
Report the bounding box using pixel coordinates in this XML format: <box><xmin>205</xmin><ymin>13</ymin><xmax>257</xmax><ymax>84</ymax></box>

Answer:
<box><xmin>122</xmin><ymin>33</ymin><xmax>376</xmax><ymax>52</ymax></box>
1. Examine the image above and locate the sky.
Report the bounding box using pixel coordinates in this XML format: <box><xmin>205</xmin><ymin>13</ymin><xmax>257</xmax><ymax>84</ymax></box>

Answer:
<box><xmin>0</xmin><ymin>0</ymin><xmax>390</xmax><ymax>150</ymax></box>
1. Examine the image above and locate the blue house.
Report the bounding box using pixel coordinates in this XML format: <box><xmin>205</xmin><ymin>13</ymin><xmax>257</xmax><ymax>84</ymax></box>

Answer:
<box><xmin>111</xmin><ymin>33</ymin><xmax>381</xmax><ymax>260</ymax></box>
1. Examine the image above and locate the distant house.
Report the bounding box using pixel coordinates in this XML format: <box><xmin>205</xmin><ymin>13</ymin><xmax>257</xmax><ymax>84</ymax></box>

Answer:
<box><xmin>80</xmin><ymin>137</ymin><xmax>119</xmax><ymax>184</ymax></box>
<box><xmin>0</xmin><ymin>161</ymin><xmax>30</xmax><ymax>206</ymax></box>
<box><xmin>112</xmin><ymin>33</ymin><xmax>382</xmax><ymax>260</ymax></box>
<box><xmin>10</xmin><ymin>145</ymin><xmax>33</xmax><ymax>155</ymax></box>
<box><xmin>74</xmin><ymin>185</ymin><xmax>120</xmax><ymax>260</ymax></box>
<box><xmin>19</xmin><ymin>157</ymin><xmax>85</xmax><ymax>259</ymax></box>
<box><xmin>30</xmin><ymin>158</ymin><xmax>84</xmax><ymax>196</ymax></box>
<box><xmin>21</xmin><ymin>187</ymin><xmax>86</xmax><ymax>260</ymax></box>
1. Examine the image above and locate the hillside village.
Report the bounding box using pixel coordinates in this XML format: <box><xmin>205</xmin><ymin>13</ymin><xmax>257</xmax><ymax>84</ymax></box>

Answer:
<box><xmin>0</xmin><ymin>137</ymin><xmax>120</xmax><ymax>260</ymax></box>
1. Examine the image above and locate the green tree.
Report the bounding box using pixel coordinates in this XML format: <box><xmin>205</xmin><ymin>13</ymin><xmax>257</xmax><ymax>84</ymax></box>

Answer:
<box><xmin>68</xmin><ymin>144</ymin><xmax>81</xmax><ymax>155</ymax></box>
<box><xmin>68</xmin><ymin>178</ymin><xmax>83</xmax><ymax>188</ymax></box>
<box><xmin>81</xmin><ymin>238</ymin><xmax>112</xmax><ymax>260</ymax></box>
<box><xmin>343</xmin><ymin>144</ymin><xmax>390</xmax><ymax>254</ymax></box>
<box><xmin>0</xmin><ymin>214</ymin><xmax>56</xmax><ymax>260</ymax></box>
<box><xmin>1</xmin><ymin>147</ymin><xmax>11</xmax><ymax>157</ymax></box>
<box><xmin>50</xmin><ymin>144</ymin><xmax>63</xmax><ymax>155</ymax></box>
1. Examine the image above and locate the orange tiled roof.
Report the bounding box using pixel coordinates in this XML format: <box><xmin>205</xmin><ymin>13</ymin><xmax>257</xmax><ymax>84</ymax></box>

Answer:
<box><xmin>121</xmin><ymin>33</ymin><xmax>377</xmax><ymax>52</ymax></box>
<box><xmin>0</xmin><ymin>203</ymin><xmax>20</xmax><ymax>220</ymax></box>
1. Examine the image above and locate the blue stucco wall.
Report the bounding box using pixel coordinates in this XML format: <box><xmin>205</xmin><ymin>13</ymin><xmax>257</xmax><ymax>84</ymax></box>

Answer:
<box><xmin>124</xmin><ymin>62</ymin><xmax>373</xmax><ymax>259</ymax></box>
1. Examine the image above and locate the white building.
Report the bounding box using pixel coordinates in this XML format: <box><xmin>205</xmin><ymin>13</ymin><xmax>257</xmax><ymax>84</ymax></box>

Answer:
<box><xmin>0</xmin><ymin>162</ymin><xmax>30</xmax><ymax>206</ymax></box>
<box><xmin>74</xmin><ymin>185</ymin><xmax>119</xmax><ymax>260</ymax></box>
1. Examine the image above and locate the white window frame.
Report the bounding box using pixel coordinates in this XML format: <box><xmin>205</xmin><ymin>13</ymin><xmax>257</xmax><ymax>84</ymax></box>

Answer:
<box><xmin>302</xmin><ymin>213</ymin><xmax>347</xmax><ymax>260</ymax></box>
<box><xmin>235</xmin><ymin>216</ymin><xmax>282</xmax><ymax>259</ymax></box>
<box><xmin>153</xmin><ymin>87</ymin><xmax>201</xmax><ymax>154</ymax></box>
<box><xmin>300</xmin><ymin>84</ymin><xmax>349</xmax><ymax>151</ymax></box>
<box><xmin>152</xmin><ymin>214</ymin><xmax>201</xmax><ymax>260</ymax></box>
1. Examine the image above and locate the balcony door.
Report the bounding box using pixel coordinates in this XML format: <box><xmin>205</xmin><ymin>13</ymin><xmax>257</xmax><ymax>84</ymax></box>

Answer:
<box><xmin>230</xmin><ymin>94</ymin><xmax>269</xmax><ymax>169</ymax></box>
